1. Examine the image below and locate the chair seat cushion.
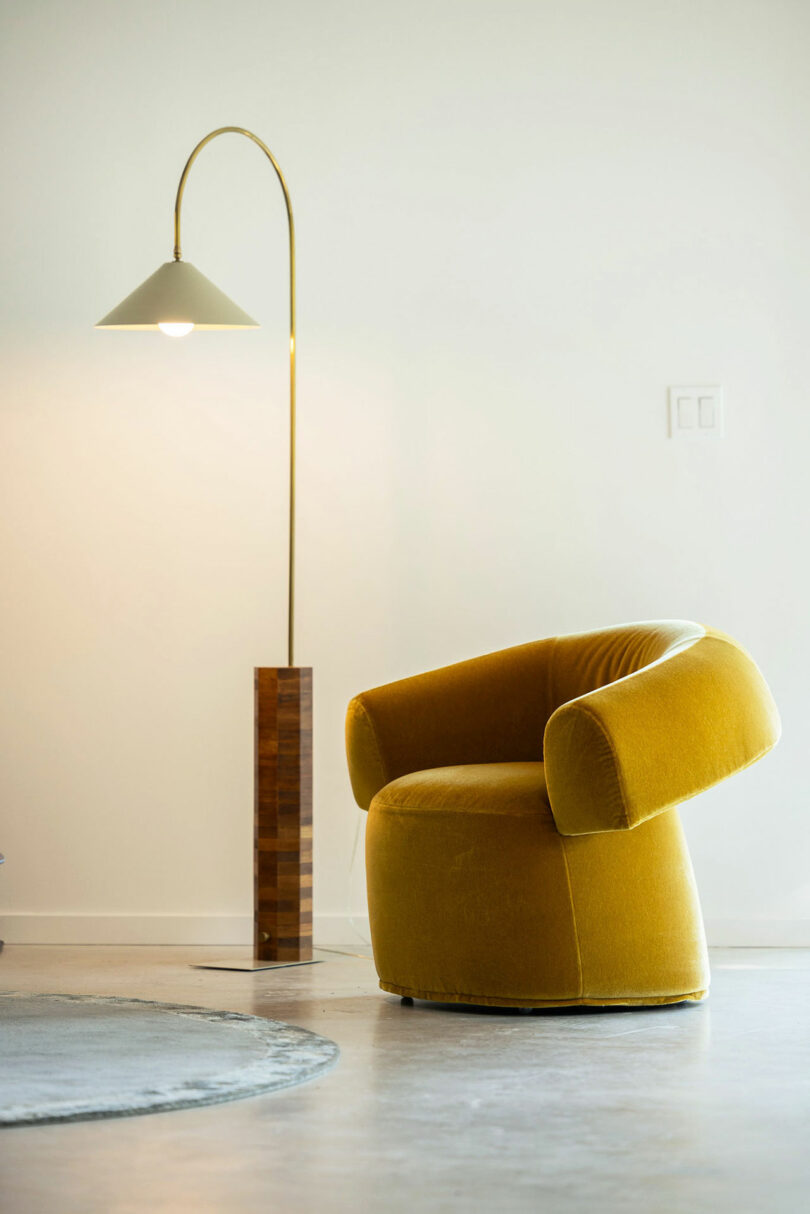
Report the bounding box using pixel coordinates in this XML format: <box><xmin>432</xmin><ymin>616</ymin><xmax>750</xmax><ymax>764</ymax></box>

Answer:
<box><xmin>373</xmin><ymin>761</ymin><xmax>551</xmax><ymax>819</ymax></box>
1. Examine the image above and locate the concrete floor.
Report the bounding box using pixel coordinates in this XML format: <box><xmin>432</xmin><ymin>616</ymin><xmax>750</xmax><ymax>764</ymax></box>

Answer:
<box><xmin>0</xmin><ymin>946</ymin><xmax>808</xmax><ymax>1213</ymax></box>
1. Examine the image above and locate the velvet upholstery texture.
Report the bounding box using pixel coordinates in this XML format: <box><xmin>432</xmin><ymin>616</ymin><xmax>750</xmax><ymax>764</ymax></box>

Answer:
<box><xmin>346</xmin><ymin>622</ymin><xmax>780</xmax><ymax>1008</ymax></box>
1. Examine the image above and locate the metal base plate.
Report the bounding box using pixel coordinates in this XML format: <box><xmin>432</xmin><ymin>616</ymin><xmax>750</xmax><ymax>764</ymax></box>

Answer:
<box><xmin>191</xmin><ymin>959</ymin><xmax>323</xmax><ymax>972</ymax></box>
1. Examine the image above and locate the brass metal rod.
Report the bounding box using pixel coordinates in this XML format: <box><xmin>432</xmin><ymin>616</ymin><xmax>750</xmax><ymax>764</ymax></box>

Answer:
<box><xmin>173</xmin><ymin>127</ymin><xmax>297</xmax><ymax>667</ymax></box>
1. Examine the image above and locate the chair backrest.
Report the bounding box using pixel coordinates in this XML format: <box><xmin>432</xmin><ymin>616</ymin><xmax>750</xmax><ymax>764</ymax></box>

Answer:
<box><xmin>549</xmin><ymin>620</ymin><xmax>705</xmax><ymax>707</ymax></box>
<box><xmin>346</xmin><ymin>620</ymin><xmax>780</xmax><ymax>819</ymax></box>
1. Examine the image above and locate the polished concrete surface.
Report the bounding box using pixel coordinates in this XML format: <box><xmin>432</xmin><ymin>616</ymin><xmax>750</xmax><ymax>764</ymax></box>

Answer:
<box><xmin>0</xmin><ymin>945</ymin><xmax>808</xmax><ymax>1212</ymax></box>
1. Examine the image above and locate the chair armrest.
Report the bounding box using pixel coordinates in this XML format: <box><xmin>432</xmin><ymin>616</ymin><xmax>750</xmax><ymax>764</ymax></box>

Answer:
<box><xmin>346</xmin><ymin>638</ymin><xmax>556</xmax><ymax>809</ymax></box>
<box><xmin>543</xmin><ymin>628</ymin><xmax>780</xmax><ymax>835</ymax></box>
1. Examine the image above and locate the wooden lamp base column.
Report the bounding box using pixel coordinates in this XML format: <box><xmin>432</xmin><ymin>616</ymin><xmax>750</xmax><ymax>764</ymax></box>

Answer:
<box><xmin>192</xmin><ymin>667</ymin><xmax>317</xmax><ymax>973</ymax></box>
<box><xmin>254</xmin><ymin>666</ymin><xmax>313</xmax><ymax>963</ymax></box>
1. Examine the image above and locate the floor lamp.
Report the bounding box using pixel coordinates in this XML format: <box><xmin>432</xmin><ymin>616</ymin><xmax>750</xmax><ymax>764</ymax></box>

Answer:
<box><xmin>97</xmin><ymin>127</ymin><xmax>314</xmax><ymax>971</ymax></box>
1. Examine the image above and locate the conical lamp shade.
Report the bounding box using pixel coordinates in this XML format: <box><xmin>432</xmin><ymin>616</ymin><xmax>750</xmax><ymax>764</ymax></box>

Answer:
<box><xmin>95</xmin><ymin>260</ymin><xmax>259</xmax><ymax>330</ymax></box>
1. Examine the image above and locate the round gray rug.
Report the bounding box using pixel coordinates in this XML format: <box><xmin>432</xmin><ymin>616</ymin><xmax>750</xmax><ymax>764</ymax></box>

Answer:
<box><xmin>0</xmin><ymin>992</ymin><xmax>339</xmax><ymax>1127</ymax></box>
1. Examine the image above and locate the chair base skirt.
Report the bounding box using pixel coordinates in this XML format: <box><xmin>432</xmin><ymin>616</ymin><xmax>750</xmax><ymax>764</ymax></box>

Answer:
<box><xmin>379</xmin><ymin>979</ymin><xmax>707</xmax><ymax>1010</ymax></box>
<box><xmin>366</xmin><ymin>790</ymin><xmax>711</xmax><ymax>1010</ymax></box>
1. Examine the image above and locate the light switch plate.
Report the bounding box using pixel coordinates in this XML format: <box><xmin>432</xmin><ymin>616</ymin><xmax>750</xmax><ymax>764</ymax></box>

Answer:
<box><xmin>668</xmin><ymin>385</ymin><xmax>724</xmax><ymax>439</ymax></box>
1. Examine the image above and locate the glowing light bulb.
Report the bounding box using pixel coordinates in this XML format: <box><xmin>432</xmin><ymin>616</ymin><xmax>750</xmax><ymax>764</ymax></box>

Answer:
<box><xmin>158</xmin><ymin>322</ymin><xmax>194</xmax><ymax>337</ymax></box>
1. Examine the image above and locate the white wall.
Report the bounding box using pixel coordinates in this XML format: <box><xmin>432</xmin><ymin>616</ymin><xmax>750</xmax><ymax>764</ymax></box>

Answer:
<box><xmin>1</xmin><ymin>0</ymin><xmax>808</xmax><ymax>946</ymax></box>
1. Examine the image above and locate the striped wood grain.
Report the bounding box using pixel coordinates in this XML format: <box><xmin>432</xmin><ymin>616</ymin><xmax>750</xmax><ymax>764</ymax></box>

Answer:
<box><xmin>254</xmin><ymin>667</ymin><xmax>313</xmax><ymax>962</ymax></box>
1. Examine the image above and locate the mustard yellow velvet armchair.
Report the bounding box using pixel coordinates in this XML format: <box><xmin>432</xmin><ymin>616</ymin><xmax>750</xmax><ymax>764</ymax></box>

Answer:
<box><xmin>345</xmin><ymin>621</ymin><xmax>779</xmax><ymax>1009</ymax></box>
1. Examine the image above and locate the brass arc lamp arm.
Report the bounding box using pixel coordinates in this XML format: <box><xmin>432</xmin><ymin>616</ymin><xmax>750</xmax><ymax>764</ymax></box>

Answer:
<box><xmin>173</xmin><ymin>126</ymin><xmax>297</xmax><ymax>668</ymax></box>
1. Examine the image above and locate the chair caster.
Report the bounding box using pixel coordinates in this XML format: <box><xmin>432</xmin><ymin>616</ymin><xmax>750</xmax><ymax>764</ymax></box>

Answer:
<box><xmin>400</xmin><ymin>996</ymin><xmax>414</xmax><ymax>1006</ymax></box>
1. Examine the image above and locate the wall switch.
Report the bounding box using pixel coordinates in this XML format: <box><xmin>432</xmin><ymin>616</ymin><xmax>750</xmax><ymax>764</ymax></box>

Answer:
<box><xmin>698</xmin><ymin>396</ymin><xmax>715</xmax><ymax>428</ymax></box>
<box><xmin>669</xmin><ymin>385</ymin><xmax>723</xmax><ymax>439</ymax></box>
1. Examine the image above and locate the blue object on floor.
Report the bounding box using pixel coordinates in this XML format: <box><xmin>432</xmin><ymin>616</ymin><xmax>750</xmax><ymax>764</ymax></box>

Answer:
<box><xmin>0</xmin><ymin>992</ymin><xmax>339</xmax><ymax>1126</ymax></box>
